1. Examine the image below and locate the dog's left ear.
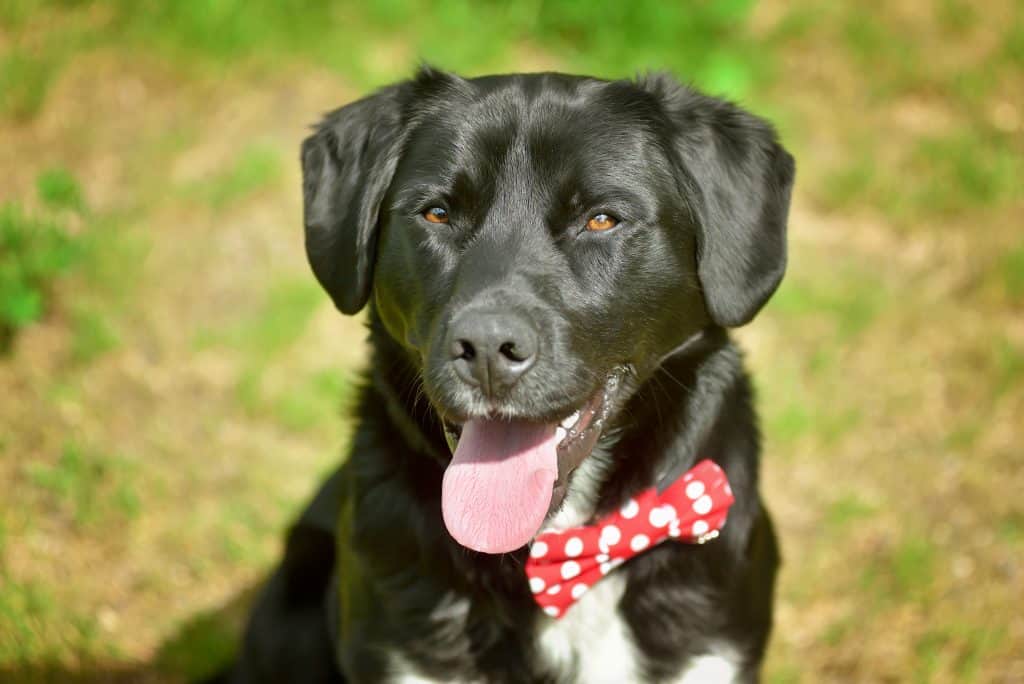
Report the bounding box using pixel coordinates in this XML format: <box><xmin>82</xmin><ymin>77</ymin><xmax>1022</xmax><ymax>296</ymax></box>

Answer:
<box><xmin>641</xmin><ymin>74</ymin><xmax>796</xmax><ymax>327</ymax></box>
<box><xmin>301</xmin><ymin>84</ymin><xmax>408</xmax><ymax>314</ymax></box>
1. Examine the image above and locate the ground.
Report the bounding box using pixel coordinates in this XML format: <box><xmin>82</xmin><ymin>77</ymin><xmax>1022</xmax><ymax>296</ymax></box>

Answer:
<box><xmin>1</xmin><ymin>2</ymin><xmax>1022</xmax><ymax>682</ymax></box>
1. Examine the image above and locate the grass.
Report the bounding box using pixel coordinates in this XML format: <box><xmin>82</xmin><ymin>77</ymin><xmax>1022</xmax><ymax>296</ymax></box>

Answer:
<box><xmin>3</xmin><ymin>0</ymin><xmax>772</xmax><ymax>101</ymax></box>
<box><xmin>0</xmin><ymin>200</ymin><xmax>80</xmax><ymax>350</ymax></box>
<box><xmin>822</xmin><ymin>127</ymin><xmax>1024</xmax><ymax>220</ymax></box>
<box><xmin>824</xmin><ymin>494</ymin><xmax>877</xmax><ymax>531</ymax></box>
<box><xmin>991</xmin><ymin>336</ymin><xmax>1024</xmax><ymax>398</ymax></box>
<box><xmin>999</xmin><ymin>244</ymin><xmax>1024</xmax><ymax>302</ymax></box>
<box><xmin>153</xmin><ymin>609</ymin><xmax>240</xmax><ymax>681</ymax></box>
<box><xmin>796</xmin><ymin>2</ymin><xmax>1024</xmax><ymax>223</ymax></box>
<box><xmin>0</xmin><ymin>50</ymin><xmax>56</xmax><ymax>120</ymax></box>
<box><xmin>69</xmin><ymin>307</ymin><xmax>119</xmax><ymax>365</ymax></box>
<box><xmin>2</xmin><ymin>1</ymin><xmax>1023</xmax><ymax>682</ymax></box>
<box><xmin>195</xmin><ymin>276</ymin><xmax>351</xmax><ymax>433</ymax></box>
<box><xmin>767</xmin><ymin>267</ymin><xmax>886</xmax><ymax>342</ymax></box>
<box><xmin>196</xmin><ymin>278</ymin><xmax>322</xmax><ymax>359</ymax></box>
<box><xmin>23</xmin><ymin>442</ymin><xmax>140</xmax><ymax>527</ymax></box>
<box><xmin>199</xmin><ymin>144</ymin><xmax>283</xmax><ymax>209</ymax></box>
<box><xmin>36</xmin><ymin>167</ymin><xmax>86</xmax><ymax>212</ymax></box>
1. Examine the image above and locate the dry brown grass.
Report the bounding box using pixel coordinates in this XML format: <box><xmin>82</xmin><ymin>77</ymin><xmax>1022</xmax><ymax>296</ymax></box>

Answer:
<box><xmin>1</xmin><ymin>2</ymin><xmax>1022</xmax><ymax>681</ymax></box>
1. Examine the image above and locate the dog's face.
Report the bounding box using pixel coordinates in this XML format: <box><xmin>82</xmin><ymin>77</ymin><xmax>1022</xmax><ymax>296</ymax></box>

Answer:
<box><xmin>302</xmin><ymin>69</ymin><xmax>793</xmax><ymax>554</ymax></box>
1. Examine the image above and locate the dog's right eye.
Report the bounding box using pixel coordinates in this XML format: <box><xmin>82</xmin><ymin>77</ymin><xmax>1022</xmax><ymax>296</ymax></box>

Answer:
<box><xmin>423</xmin><ymin>207</ymin><xmax>449</xmax><ymax>224</ymax></box>
<box><xmin>585</xmin><ymin>213</ymin><xmax>619</xmax><ymax>232</ymax></box>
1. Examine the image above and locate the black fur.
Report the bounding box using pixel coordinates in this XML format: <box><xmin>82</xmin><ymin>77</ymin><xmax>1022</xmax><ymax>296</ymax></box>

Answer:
<box><xmin>216</xmin><ymin>68</ymin><xmax>794</xmax><ymax>683</ymax></box>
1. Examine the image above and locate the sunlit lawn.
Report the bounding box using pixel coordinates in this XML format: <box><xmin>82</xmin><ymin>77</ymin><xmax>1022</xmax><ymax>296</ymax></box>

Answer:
<box><xmin>1</xmin><ymin>1</ymin><xmax>1021</xmax><ymax>682</ymax></box>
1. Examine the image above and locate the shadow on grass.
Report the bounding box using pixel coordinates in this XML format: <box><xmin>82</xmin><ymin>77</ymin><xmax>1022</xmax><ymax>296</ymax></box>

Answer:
<box><xmin>0</xmin><ymin>584</ymin><xmax>259</xmax><ymax>684</ymax></box>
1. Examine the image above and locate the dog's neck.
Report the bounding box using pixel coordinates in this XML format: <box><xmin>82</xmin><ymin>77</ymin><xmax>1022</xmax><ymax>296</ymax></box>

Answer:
<box><xmin>367</xmin><ymin>312</ymin><xmax>746</xmax><ymax>533</ymax></box>
<box><xmin>584</xmin><ymin>327</ymin><xmax>750</xmax><ymax>521</ymax></box>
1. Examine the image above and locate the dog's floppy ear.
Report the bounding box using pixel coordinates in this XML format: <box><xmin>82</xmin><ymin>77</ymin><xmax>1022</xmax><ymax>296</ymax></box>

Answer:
<box><xmin>300</xmin><ymin>83</ymin><xmax>410</xmax><ymax>314</ymax></box>
<box><xmin>641</xmin><ymin>74</ymin><xmax>795</xmax><ymax>327</ymax></box>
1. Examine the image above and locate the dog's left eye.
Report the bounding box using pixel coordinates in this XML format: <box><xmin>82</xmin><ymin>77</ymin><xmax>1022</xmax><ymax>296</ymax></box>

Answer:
<box><xmin>586</xmin><ymin>213</ymin><xmax>619</xmax><ymax>232</ymax></box>
<box><xmin>423</xmin><ymin>207</ymin><xmax>449</xmax><ymax>224</ymax></box>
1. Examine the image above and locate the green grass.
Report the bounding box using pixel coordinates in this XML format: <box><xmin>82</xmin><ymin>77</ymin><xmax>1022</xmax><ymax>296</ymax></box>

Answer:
<box><xmin>997</xmin><ymin>513</ymin><xmax>1024</xmax><ymax>544</ymax></box>
<box><xmin>765</xmin><ymin>399</ymin><xmax>861</xmax><ymax>447</ymax></box>
<box><xmin>991</xmin><ymin>337</ymin><xmax>1024</xmax><ymax>398</ymax></box>
<box><xmin>272</xmin><ymin>368</ymin><xmax>352</xmax><ymax>432</ymax></box>
<box><xmin>69</xmin><ymin>307</ymin><xmax>119</xmax><ymax>364</ymax></box>
<box><xmin>36</xmin><ymin>167</ymin><xmax>86</xmax><ymax>212</ymax></box>
<box><xmin>0</xmin><ymin>50</ymin><xmax>56</xmax><ymax>120</ymax></box>
<box><xmin>23</xmin><ymin>442</ymin><xmax>140</xmax><ymax>527</ymax></box>
<box><xmin>113</xmin><ymin>0</ymin><xmax>769</xmax><ymax>96</ymax></box>
<box><xmin>195</xmin><ymin>277</ymin><xmax>346</xmax><ymax>431</ymax></box>
<box><xmin>153</xmin><ymin>609</ymin><xmax>238</xmax><ymax>681</ymax></box>
<box><xmin>889</xmin><ymin>537</ymin><xmax>937</xmax><ymax>602</ymax></box>
<box><xmin>0</xmin><ymin>580</ymin><xmax>59</xmax><ymax>664</ymax></box>
<box><xmin>0</xmin><ymin>169</ymin><xmax>128</xmax><ymax>357</ymax></box>
<box><xmin>822</xmin><ymin>128</ymin><xmax>1024</xmax><ymax>219</ymax></box>
<box><xmin>945</xmin><ymin>420</ymin><xmax>983</xmax><ymax>450</ymax></box>
<box><xmin>199</xmin><ymin>144</ymin><xmax>283</xmax><ymax>209</ymax></box>
<box><xmin>824</xmin><ymin>493</ymin><xmax>877</xmax><ymax>531</ymax></box>
<box><xmin>0</xmin><ymin>201</ymin><xmax>80</xmax><ymax>350</ymax></box>
<box><xmin>914</xmin><ymin>625</ymin><xmax>1006</xmax><ymax>683</ymax></box>
<box><xmin>804</xmin><ymin>2</ymin><xmax>1024</xmax><ymax>223</ymax></box>
<box><xmin>999</xmin><ymin>244</ymin><xmax>1024</xmax><ymax>302</ymax></box>
<box><xmin>910</xmin><ymin>131</ymin><xmax>1024</xmax><ymax>213</ymax></box>
<box><xmin>769</xmin><ymin>270</ymin><xmax>886</xmax><ymax>341</ymax></box>
<box><xmin>197</xmin><ymin>278</ymin><xmax>323</xmax><ymax>359</ymax></box>
<box><xmin>5</xmin><ymin>0</ymin><xmax>770</xmax><ymax>103</ymax></box>
<box><xmin>3</xmin><ymin>2</ymin><xmax>1024</xmax><ymax>681</ymax></box>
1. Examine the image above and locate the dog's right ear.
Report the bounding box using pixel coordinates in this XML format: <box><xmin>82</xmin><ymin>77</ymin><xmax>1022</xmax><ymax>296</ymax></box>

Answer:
<box><xmin>300</xmin><ymin>84</ymin><xmax>410</xmax><ymax>314</ymax></box>
<box><xmin>637</xmin><ymin>73</ymin><xmax>795</xmax><ymax>328</ymax></box>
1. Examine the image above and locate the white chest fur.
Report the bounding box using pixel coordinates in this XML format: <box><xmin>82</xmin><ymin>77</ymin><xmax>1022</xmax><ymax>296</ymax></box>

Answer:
<box><xmin>536</xmin><ymin>572</ymin><xmax>639</xmax><ymax>683</ymax></box>
<box><xmin>536</xmin><ymin>578</ymin><xmax>741</xmax><ymax>684</ymax></box>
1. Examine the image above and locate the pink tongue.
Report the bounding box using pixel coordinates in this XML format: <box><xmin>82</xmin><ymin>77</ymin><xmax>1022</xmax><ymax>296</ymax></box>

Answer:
<box><xmin>442</xmin><ymin>419</ymin><xmax>558</xmax><ymax>554</ymax></box>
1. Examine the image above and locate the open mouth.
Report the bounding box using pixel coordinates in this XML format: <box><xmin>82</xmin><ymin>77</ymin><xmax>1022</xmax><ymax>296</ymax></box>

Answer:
<box><xmin>440</xmin><ymin>369</ymin><xmax>625</xmax><ymax>554</ymax></box>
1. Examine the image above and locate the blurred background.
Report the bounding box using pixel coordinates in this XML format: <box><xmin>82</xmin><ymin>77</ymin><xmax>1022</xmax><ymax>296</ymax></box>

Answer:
<box><xmin>1</xmin><ymin>1</ymin><xmax>1022</xmax><ymax>682</ymax></box>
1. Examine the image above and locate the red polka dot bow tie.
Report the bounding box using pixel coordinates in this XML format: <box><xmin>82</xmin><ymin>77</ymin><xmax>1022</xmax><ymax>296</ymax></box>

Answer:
<box><xmin>525</xmin><ymin>459</ymin><xmax>734</xmax><ymax>619</ymax></box>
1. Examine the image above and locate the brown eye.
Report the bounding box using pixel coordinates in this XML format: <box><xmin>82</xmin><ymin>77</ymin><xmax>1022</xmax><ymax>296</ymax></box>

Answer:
<box><xmin>423</xmin><ymin>207</ymin><xmax>449</xmax><ymax>224</ymax></box>
<box><xmin>586</xmin><ymin>213</ymin><xmax>618</xmax><ymax>231</ymax></box>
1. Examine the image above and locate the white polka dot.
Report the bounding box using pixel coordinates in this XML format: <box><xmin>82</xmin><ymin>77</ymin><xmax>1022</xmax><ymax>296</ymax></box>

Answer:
<box><xmin>546</xmin><ymin>584</ymin><xmax>561</xmax><ymax>595</ymax></box>
<box><xmin>529</xmin><ymin>577</ymin><xmax>546</xmax><ymax>594</ymax></box>
<box><xmin>595</xmin><ymin>553</ymin><xmax>609</xmax><ymax>563</ymax></box>
<box><xmin>564</xmin><ymin>537</ymin><xmax>584</xmax><ymax>558</ymax></box>
<box><xmin>544</xmin><ymin>606</ymin><xmax>560</xmax><ymax>617</ymax></box>
<box><xmin>571</xmin><ymin>583</ymin><xmax>588</xmax><ymax>599</ymax></box>
<box><xmin>530</xmin><ymin>541</ymin><xmax>548</xmax><ymax>558</ymax></box>
<box><xmin>619</xmin><ymin>499</ymin><xmax>639</xmax><ymax>519</ymax></box>
<box><xmin>600</xmin><ymin>524</ymin><xmax>621</xmax><ymax>546</ymax></box>
<box><xmin>600</xmin><ymin>557</ymin><xmax>624</xmax><ymax>575</ymax></box>
<box><xmin>648</xmin><ymin>504</ymin><xmax>676</xmax><ymax>528</ymax></box>
<box><xmin>724</xmin><ymin>484</ymin><xmax>733</xmax><ymax>496</ymax></box>
<box><xmin>685</xmin><ymin>481</ymin><xmax>705</xmax><ymax>499</ymax></box>
<box><xmin>630</xmin><ymin>534</ymin><xmax>650</xmax><ymax>552</ymax></box>
<box><xmin>668</xmin><ymin>521</ymin><xmax>681</xmax><ymax>538</ymax></box>
<box><xmin>561</xmin><ymin>560</ymin><xmax>581</xmax><ymax>580</ymax></box>
<box><xmin>692</xmin><ymin>495</ymin><xmax>712</xmax><ymax>515</ymax></box>
<box><xmin>691</xmin><ymin>519</ymin><xmax>710</xmax><ymax>537</ymax></box>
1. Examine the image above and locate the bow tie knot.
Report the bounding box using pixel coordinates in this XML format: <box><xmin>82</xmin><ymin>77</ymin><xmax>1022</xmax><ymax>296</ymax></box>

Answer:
<box><xmin>524</xmin><ymin>459</ymin><xmax>734</xmax><ymax>619</ymax></box>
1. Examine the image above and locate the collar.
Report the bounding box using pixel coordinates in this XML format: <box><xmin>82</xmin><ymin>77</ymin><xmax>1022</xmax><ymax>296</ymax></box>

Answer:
<box><xmin>524</xmin><ymin>459</ymin><xmax>734</xmax><ymax>618</ymax></box>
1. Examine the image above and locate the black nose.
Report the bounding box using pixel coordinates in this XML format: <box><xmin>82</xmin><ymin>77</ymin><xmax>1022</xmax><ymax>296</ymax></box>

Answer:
<box><xmin>448</xmin><ymin>310</ymin><xmax>539</xmax><ymax>398</ymax></box>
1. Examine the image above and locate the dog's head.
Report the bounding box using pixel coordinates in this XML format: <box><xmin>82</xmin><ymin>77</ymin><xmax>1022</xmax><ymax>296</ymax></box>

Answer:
<box><xmin>301</xmin><ymin>68</ymin><xmax>794</xmax><ymax>553</ymax></box>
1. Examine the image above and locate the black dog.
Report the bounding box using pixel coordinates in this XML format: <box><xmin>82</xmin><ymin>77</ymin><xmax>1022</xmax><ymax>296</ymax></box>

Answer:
<box><xmin>215</xmin><ymin>67</ymin><xmax>794</xmax><ymax>683</ymax></box>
